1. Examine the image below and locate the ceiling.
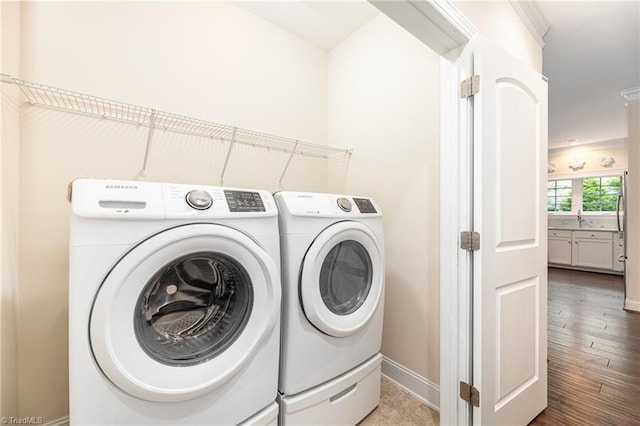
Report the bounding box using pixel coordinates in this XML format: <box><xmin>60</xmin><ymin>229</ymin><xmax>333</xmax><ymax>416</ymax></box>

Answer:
<box><xmin>235</xmin><ymin>1</ymin><xmax>639</xmax><ymax>150</ymax></box>
<box><xmin>234</xmin><ymin>1</ymin><xmax>379</xmax><ymax>50</ymax></box>
<box><xmin>539</xmin><ymin>1</ymin><xmax>640</xmax><ymax>150</ymax></box>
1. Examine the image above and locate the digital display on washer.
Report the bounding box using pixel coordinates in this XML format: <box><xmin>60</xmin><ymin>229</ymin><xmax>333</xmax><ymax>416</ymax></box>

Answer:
<box><xmin>353</xmin><ymin>198</ymin><xmax>377</xmax><ymax>214</ymax></box>
<box><xmin>224</xmin><ymin>190</ymin><xmax>265</xmax><ymax>212</ymax></box>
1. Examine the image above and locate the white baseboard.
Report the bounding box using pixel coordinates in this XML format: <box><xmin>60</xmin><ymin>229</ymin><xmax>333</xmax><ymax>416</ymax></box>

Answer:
<box><xmin>625</xmin><ymin>298</ymin><xmax>640</xmax><ymax>312</ymax></box>
<box><xmin>380</xmin><ymin>355</ymin><xmax>440</xmax><ymax>412</ymax></box>
<box><xmin>46</xmin><ymin>416</ymin><xmax>69</xmax><ymax>426</ymax></box>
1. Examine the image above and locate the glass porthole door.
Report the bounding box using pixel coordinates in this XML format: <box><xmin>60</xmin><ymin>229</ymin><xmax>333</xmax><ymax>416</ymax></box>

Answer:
<box><xmin>90</xmin><ymin>224</ymin><xmax>280</xmax><ymax>402</ymax></box>
<box><xmin>300</xmin><ymin>222</ymin><xmax>383</xmax><ymax>338</ymax></box>
<box><xmin>134</xmin><ymin>252</ymin><xmax>253</xmax><ymax>367</ymax></box>
<box><xmin>320</xmin><ymin>240</ymin><xmax>373</xmax><ymax>316</ymax></box>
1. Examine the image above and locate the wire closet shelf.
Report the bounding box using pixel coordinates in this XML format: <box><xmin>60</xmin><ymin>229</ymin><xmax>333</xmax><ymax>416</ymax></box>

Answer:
<box><xmin>0</xmin><ymin>73</ymin><xmax>352</xmax><ymax>185</ymax></box>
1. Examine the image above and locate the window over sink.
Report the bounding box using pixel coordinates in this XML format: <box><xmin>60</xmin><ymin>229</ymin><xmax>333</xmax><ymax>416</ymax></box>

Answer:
<box><xmin>548</xmin><ymin>175</ymin><xmax>622</xmax><ymax>214</ymax></box>
<box><xmin>582</xmin><ymin>176</ymin><xmax>620</xmax><ymax>212</ymax></box>
<box><xmin>547</xmin><ymin>179</ymin><xmax>572</xmax><ymax>212</ymax></box>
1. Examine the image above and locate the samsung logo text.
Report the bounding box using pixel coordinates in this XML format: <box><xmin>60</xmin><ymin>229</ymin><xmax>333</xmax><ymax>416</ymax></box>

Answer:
<box><xmin>105</xmin><ymin>184</ymin><xmax>138</xmax><ymax>190</ymax></box>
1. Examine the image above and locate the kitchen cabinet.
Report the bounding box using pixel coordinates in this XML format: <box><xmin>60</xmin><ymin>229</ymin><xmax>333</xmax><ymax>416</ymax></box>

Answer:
<box><xmin>548</xmin><ymin>230</ymin><xmax>572</xmax><ymax>265</ymax></box>
<box><xmin>571</xmin><ymin>231</ymin><xmax>613</xmax><ymax>270</ymax></box>
<box><xmin>548</xmin><ymin>229</ymin><xmax>622</xmax><ymax>273</ymax></box>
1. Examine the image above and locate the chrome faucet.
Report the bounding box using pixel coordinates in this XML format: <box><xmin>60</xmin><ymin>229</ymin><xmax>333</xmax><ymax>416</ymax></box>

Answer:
<box><xmin>577</xmin><ymin>209</ymin><xmax>585</xmax><ymax>227</ymax></box>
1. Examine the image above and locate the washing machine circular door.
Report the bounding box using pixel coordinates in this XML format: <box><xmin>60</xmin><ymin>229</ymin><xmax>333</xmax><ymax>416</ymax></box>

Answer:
<box><xmin>300</xmin><ymin>221</ymin><xmax>383</xmax><ymax>338</ymax></box>
<box><xmin>89</xmin><ymin>223</ymin><xmax>280</xmax><ymax>402</ymax></box>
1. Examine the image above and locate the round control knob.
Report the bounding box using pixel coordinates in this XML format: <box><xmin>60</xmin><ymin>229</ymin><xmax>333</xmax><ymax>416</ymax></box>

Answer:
<box><xmin>337</xmin><ymin>197</ymin><xmax>352</xmax><ymax>212</ymax></box>
<box><xmin>186</xmin><ymin>190</ymin><xmax>212</xmax><ymax>210</ymax></box>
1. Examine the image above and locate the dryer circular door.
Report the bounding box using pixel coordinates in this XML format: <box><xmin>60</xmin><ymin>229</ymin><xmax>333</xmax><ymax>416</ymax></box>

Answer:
<box><xmin>300</xmin><ymin>221</ymin><xmax>383</xmax><ymax>337</ymax></box>
<box><xmin>89</xmin><ymin>223</ymin><xmax>280</xmax><ymax>402</ymax></box>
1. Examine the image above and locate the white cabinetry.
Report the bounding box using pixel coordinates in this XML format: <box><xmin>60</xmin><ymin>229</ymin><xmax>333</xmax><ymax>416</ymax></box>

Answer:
<box><xmin>548</xmin><ymin>230</ymin><xmax>572</xmax><ymax>265</ymax></box>
<box><xmin>571</xmin><ymin>231</ymin><xmax>613</xmax><ymax>270</ymax></box>
<box><xmin>548</xmin><ymin>229</ymin><xmax>623</xmax><ymax>273</ymax></box>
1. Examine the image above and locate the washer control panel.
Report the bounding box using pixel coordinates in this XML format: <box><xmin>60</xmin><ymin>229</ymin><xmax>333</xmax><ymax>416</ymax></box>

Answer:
<box><xmin>70</xmin><ymin>179</ymin><xmax>277</xmax><ymax>219</ymax></box>
<box><xmin>224</xmin><ymin>190</ymin><xmax>266</xmax><ymax>212</ymax></box>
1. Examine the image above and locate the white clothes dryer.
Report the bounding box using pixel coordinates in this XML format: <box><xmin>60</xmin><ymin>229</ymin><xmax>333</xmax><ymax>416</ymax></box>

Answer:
<box><xmin>274</xmin><ymin>191</ymin><xmax>385</xmax><ymax>425</ymax></box>
<box><xmin>69</xmin><ymin>179</ymin><xmax>281</xmax><ymax>426</ymax></box>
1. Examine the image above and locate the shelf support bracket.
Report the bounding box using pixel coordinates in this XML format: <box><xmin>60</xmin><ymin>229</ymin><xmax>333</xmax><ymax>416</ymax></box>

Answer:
<box><xmin>278</xmin><ymin>141</ymin><xmax>299</xmax><ymax>189</ymax></box>
<box><xmin>220</xmin><ymin>128</ymin><xmax>237</xmax><ymax>185</ymax></box>
<box><xmin>139</xmin><ymin>110</ymin><xmax>157</xmax><ymax>178</ymax></box>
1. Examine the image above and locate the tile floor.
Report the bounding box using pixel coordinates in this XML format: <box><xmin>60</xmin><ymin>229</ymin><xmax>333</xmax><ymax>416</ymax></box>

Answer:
<box><xmin>358</xmin><ymin>377</ymin><xmax>439</xmax><ymax>425</ymax></box>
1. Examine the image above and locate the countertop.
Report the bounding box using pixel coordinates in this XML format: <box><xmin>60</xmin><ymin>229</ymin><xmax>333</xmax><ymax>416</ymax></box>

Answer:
<box><xmin>548</xmin><ymin>227</ymin><xmax>619</xmax><ymax>232</ymax></box>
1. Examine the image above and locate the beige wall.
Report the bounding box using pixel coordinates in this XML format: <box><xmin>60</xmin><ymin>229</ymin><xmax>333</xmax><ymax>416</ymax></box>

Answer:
<box><xmin>20</xmin><ymin>2</ymin><xmax>329</xmax><ymax>147</ymax></box>
<box><xmin>454</xmin><ymin>0</ymin><xmax>543</xmax><ymax>72</ymax></box>
<box><xmin>327</xmin><ymin>14</ymin><xmax>441</xmax><ymax>383</ymax></box>
<box><xmin>1</xmin><ymin>1</ymin><xmax>20</xmax><ymax>420</ymax></box>
<box><xmin>626</xmin><ymin>102</ymin><xmax>640</xmax><ymax>308</ymax></box>
<box><xmin>548</xmin><ymin>143</ymin><xmax>628</xmax><ymax>179</ymax></box>
<box><xmin>18</xmin><ymin>2</ymin><xmax>329</xmax><ymax>421</ymax></box>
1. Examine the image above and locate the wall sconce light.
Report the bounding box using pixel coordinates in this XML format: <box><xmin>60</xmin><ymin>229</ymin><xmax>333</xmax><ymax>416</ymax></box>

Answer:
<box><xmin>547</xmin><ymin>163</ymin><xmax>556</xmax><ymax>173</ymax></box>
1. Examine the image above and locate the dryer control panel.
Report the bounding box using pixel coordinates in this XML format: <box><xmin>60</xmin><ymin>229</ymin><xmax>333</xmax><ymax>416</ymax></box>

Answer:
<box><xmin>275</xmin><ymin>191</ymin><xmax>382</xmax><ymax>218</ymax></box>
<box><xmin>352</xmin><ymin>198</ymin><xmax>377</xmax><ymax>214</ymax></box>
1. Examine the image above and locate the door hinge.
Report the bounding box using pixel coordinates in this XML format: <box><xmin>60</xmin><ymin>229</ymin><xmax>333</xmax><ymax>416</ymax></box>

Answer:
<box><xmin>460</xmin><ymin>381</ymin><xmax>480</xmax><ymax>407</ymax></box>
<box><xmin>460</xmin><ymin>231</ymin><xmax>480</xmax><ymax>251</ymax></box>
<box><xmin>460</xmin><ymin>75</ymin><xmax>480</xmax><ymax>98</ymax></box>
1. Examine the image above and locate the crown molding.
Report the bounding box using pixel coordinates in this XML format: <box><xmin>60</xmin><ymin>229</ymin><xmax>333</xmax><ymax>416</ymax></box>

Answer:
<box><xmin>510</xmin><ymin>0</ymin><xmax>549</xmax><ymax>48</ymax></box>
<box><xmin>548</xmin><ymin>137</ymin><xmax>628</xmax><ymax>154</ymax></box>
<box><xmin>622</xmin><ymin>86</ymin><xmax>640</xmax><ymax>105</ymax></box>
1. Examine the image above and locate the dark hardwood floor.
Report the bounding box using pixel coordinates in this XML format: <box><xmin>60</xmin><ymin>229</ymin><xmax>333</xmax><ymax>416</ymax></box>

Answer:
<box><xmin>530</xmin><ymin>268</ymin><xmax>640</xmax><ymax>426</ymax></box>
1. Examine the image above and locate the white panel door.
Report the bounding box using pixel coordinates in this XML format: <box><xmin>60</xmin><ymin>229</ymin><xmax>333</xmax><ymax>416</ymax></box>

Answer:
<box><xmin>473</xmin><ymin>36</ymin><xmax>548</xmax><ymax>425</ymax></box>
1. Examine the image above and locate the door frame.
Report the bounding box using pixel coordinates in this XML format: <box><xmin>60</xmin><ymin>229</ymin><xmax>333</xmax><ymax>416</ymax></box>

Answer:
<box><xmin>439</xmin><ymin>40</ymin><xmax>475</xmax><ymax>426</ymax></box>
<box><xmin>369</xmin><ymin>1</ymin><xmax>477</xmax><ymax>424</ymax></box>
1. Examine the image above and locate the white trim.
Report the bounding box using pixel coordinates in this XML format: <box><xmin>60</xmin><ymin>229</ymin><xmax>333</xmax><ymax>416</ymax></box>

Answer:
<box><xmin>369</xmin><ymin>0</ymin><xmax>476</xmax><ymax>55</ymax></box>
<box><xmin>622</xmin><ymin>86</ymin><xmax>640</xmax><ymax>105</ymax></box>
<box><xmin>381</xmin><ymin>356</ymin><xmax>440</xmax><ymax>411</ymax></box>
<box><xmin>624</xmin><ymin>298</ymin><xmax>640</xmax><ymax>312</ymax></box>
<box><xmin>548</xmin><ymin>137</ymin><xmax>628</xmax><ymax>154</ymax></box>
<box><xmin>420</xmin><ymin>0</ymin><xmax>477</xmax><ymax>42</ymax></box>
<box><xmin>549</xmin><ymin>264</ymin><xmax>624</xmax><ymax>276</ymax></box>
<box><xmin>509</xmin><ymin>0</ymin><xmax>549</xmax><ymax>48</ymax></box>
<box><xmin>549</xmin><ymin>168</ymin><xmax>628</xmax><ymax>181</ymax></box>
<box><xmin>439</xmin><ymin>39</ymin><xmax>474</xmax><ymax>426</ymax></box>
<box><xmin>46</xmin><ymin>417</ymin><xmax>69</xmax><ymax>426</ymax></box>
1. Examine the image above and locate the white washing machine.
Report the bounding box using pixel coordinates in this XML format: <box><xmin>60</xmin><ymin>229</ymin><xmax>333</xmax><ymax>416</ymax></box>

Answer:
<box><xmin>274</xmin><ymin>191</ymin><xmax>385</xmax><ymax>425</ymax></box>
<box><xmin>68</xmin><ymin>179</ymin><xmax>281</xmax><ymax>425</ymax></box>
